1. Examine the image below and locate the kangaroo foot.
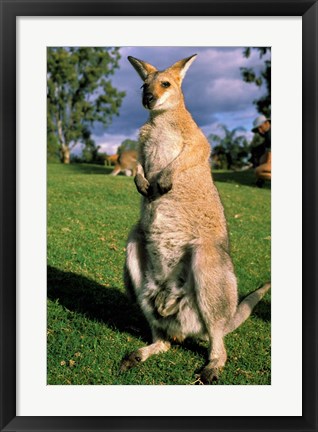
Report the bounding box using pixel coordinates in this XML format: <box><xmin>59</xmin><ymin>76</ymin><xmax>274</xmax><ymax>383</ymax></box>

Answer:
<box><xmin>120</xmin><ymin>350</ymin><xmax>142</xmax><ymax>372</ymax></box>
<box><xmin>200</xmin><ymin>365</ymin><xmax>220</xmax><ymax>384</ymax></box>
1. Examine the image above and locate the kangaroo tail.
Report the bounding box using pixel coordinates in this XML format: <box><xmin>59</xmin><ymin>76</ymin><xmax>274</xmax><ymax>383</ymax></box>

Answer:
<box><xmin>224</xmin><ymin>282</ymin><xmax>271</xmax><ymax>336</ymax></box>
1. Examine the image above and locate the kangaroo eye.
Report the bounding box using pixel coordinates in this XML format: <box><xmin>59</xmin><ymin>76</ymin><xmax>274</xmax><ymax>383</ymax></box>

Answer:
<box><xmin>161</xmin><ymin>81</ymin><xmax>171</xmax><ymax>88</ymax></box>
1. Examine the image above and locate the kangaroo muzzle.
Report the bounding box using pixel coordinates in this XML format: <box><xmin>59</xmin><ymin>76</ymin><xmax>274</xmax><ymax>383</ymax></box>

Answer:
<box><xmin>143</xmin><ymin>92</ymin><xmax>156</xmax><ymax>109</ymax></box>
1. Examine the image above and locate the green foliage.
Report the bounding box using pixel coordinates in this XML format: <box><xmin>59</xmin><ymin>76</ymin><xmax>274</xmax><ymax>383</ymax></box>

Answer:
<box><xmin>71</xmin><ymin>148</ymin><xmax>108</xmax><ymax>165</ymax></box>
<box><xmin>81</xmin><ymin>132</ymin><xmax>99</xmax><ymax>163</ymax></box>
<box><xmin>47</xmin><ymin>164</ymin><xmax>271</xmax><ymax>385</ymax></box>
<box><xmin>208</xmin><ymin>124</ymin><xmax>250</xmax><ymax>169</ymax></box>
<box><xmin>47</xmin><ymin>47</ymin><xmax>126</xmax><ymax>163</ymax></box>
<box><xmin>240</xmin><ymin>47</ymin><xmax>271</xmax><ymax>117</ymax></box>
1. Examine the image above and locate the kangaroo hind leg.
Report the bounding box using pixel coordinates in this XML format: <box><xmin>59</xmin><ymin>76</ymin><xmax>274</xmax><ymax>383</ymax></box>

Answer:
<box><xmin>122</xmin><ymin>227</ymin><xmax>171</xmax><ymax>372</ymax></box>
<box><xmin>192</xmin><ymin>243</ymin><xmax>238</xmax><ymax>384</ymax></box>
<box><xmin>124</xmin><ymin>224</ymin><xmax>146</xmax><ymax>300</ymax></box>
<box><xmin>120</xmin><ymin>327</ymin><xmax>171</xmax><ymax>372</ymax></box>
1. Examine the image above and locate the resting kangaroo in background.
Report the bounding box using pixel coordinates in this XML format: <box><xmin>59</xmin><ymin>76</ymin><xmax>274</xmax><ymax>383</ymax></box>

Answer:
<box><xmin>110</xmin><ymin>150</ymin><xmax>138</xmax><ymax>176</ymax></box>
<box><xmin>121</xmin><ymin>54</ymin><xmax>270</xmax><ymax>384</ymax></box>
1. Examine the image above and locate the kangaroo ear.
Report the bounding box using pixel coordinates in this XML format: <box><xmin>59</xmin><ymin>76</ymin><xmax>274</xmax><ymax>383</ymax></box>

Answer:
<box><xmin>128</xmin><ymin>56</ymin><xmax>157</xmax><ymax>81</ymax></box>
<box><xmin>167</xmin><ymin>54</ymin><xmax>197</xmax><ymax>83</ymax></box>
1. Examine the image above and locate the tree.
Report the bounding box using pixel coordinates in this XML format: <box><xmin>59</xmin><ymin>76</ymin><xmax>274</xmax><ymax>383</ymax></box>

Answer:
<box><xmin>208</xmin><ymin>125</ymin><xmax>249</xmax><ymax>170</ymax></box>
<box><xmin>47</xmin><ymin>47</ymin><xmax>126</xmax><ymax>163</ymax></box>
<box><xmin>240</xmin><ymin>47</ymin><xmax>271</xmax><ymax>117</ymax></box>
<box><xmin>81</xmin><ymin>132</ymin><xmax>99</xmax><ymax>163</ymax></box>
<box><xmin>117</xmin><ymin>138</ymin><xmax>139</xmax><ymax>155</ymax></box>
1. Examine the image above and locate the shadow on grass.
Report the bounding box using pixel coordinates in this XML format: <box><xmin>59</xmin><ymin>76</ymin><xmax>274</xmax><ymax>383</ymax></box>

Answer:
<box><xmin>251</xmin><ymin>299</ymin><xmax>271</xmax><ymax>322</ymax></box>
<box><xmin>48</xmin><ymin>265</ymin><xmax>271</xmax><ymax>356</ymax></box>
<box><xmin>47</xmin><ymin>265</ymin><xmax>151</xmax><ymax>342</ymax></box>
<box><xmin>213</xmin><ymin>169</ymin><xmax>271</xmax><ymax>189</ymax></box>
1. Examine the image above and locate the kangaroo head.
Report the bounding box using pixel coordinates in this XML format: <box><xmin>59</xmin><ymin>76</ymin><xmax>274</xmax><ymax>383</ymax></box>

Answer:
<box><xmin>128</xmin><ymin>55</ymin><xmax>197</xmax><ymax>111</ymax></box>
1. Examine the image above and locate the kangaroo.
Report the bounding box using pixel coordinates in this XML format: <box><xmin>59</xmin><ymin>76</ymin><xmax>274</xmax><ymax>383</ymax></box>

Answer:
<box><xmin>105</xmin><ymin>153</ymin><xmax>119</xmax><ymax>166</ymax></box>
<box><xmin>121</xmin><ymin>54</ymin><xmax>270</xmax><ymax>384</ymax></box>
<box><xmin>110</xmin><ymin>150</ymin><xmax>138</xmax><ymax>176</ymax></box>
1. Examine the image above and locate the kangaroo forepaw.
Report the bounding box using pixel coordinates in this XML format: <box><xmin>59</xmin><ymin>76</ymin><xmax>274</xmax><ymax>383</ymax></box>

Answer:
<box><xmin>157</xmin><ymin>171</ymin><xmax>172</xmax><ymax>195</ymax></box>
<box><xmin>134</xmin><ymin>174</ymin><xmax>150</xmax><ymax>197</ymax></box>
<box><xmin>120</xmin><ymin>350</ymin><xmax>142</xmax><ymax>372</ymax></box>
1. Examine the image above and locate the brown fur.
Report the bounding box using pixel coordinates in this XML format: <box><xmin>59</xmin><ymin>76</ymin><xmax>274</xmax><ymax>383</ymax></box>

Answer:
<box><xmin>110</xmin><ymin>150</ymin><xmax>138</xmax><ymax>176</ymax></box>
<box><xmin>105</xmin><ymin>154</ymin><xmax>119</xmax><ymax>166</ymax></box>
<box><xmin>121</xmin><ymin>55</ymin><xmax>270</xmax><ymax>384</ymax></box>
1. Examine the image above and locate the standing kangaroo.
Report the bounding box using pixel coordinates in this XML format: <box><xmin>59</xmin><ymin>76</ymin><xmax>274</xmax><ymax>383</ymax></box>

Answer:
<box><xmin>121</xmin><ymin>54</ymin><xmax>270</xmax><ymax>384</ymax></box>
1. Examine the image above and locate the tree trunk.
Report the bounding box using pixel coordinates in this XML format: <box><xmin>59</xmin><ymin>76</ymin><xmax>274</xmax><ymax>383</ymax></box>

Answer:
<box><xmin>61</xmin><ymin>145</ymin><xmax>70</xmax><ymax>164</ymax></box>
<box><xmin>57</xmin><ymin>119</ymin><xmax>70</xmax><ymax>164</ymax></box>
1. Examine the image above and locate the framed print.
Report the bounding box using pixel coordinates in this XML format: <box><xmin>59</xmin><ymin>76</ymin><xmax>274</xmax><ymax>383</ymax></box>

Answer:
<box><xmin>1</xmin><ymin>0</ymin><xmax>317</xmax><ymax>431</ymax></box>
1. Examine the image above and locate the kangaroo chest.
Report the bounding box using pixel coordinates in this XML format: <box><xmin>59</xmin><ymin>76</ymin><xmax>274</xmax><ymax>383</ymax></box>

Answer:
<box><xmin>140</xmin><ymin>122</ymin><xmax>183</xmax><ymax>175</ymax></box>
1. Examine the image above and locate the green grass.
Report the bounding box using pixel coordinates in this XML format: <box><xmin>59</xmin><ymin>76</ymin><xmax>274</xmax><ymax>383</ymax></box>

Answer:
<box><xmin>47</xmin><ymin>163</ymin><xmax>271</xmax><ymax>385</ymax></box>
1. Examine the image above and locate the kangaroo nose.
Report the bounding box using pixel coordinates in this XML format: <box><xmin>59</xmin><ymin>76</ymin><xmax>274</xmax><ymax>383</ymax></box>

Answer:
<box><xmin>145</xmin><ymin>93</ymin><xmax>154</xmax><ymax>103</ymax></box>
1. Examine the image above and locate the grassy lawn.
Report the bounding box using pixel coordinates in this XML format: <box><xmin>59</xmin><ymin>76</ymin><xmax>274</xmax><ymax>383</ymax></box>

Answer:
<box><xmin>47</xmin><ymin>163</ymin><xmax>271</xmax><ymax>385</ymax></box>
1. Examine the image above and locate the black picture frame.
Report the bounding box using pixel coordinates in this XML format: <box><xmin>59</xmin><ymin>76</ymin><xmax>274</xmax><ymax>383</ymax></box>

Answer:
<box><xmin>1</xmin><ymin>0</ymin><xmax>317</xmax><ymax>431</ymax></box>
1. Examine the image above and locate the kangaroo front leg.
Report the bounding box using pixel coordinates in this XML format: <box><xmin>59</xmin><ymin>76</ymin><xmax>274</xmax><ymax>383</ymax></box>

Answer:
<box><xmin>157</xmin><ymin>169</ymin><xmax>173</xmax><ymax>195</ymax></box>
<box><xmin>120</xmin><ymin>329</ymin><xmax>171</xmax><ymax>372</ymax></box>
<box><xmin>134</xmin><ymin>163</ymin><xmax>150</xmax><ymax>197</ymax></box>
<box><xmin>157</xmin><ymin>137</ymin><xmax>211</xmax><ymax>194</ymax></box>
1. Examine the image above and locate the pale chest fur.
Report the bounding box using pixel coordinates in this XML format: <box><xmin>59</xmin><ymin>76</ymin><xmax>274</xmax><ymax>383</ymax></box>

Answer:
<box><xmin>139</xmin><ymin>120</ymin><xmax>183</xmax><ymax>177</ymax></box>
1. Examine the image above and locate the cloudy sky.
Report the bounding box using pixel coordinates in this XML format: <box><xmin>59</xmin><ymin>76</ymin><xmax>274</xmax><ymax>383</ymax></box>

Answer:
<box><xmin>90</xmin><ymin>46</ymin><xmax>270</xmax><ymax>155</ymax></box>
